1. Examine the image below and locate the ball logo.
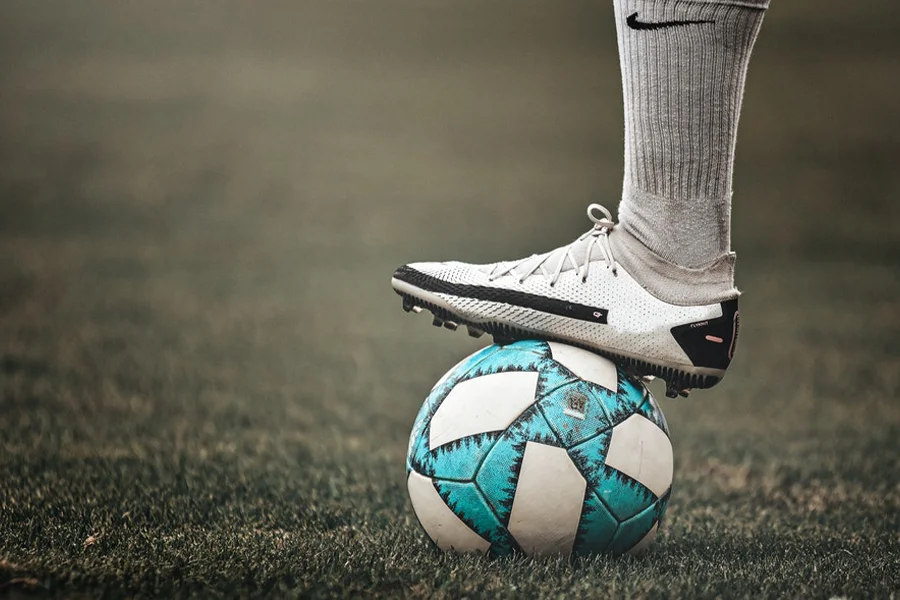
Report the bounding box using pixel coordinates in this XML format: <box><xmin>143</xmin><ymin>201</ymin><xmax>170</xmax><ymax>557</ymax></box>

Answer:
<box><xmin>563</xmin><ymin>392</ymin><xmax>588</xmax><ymax>420</ymax></box>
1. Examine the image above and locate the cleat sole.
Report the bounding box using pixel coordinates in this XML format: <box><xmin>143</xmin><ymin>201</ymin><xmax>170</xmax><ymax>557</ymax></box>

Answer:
<box><xmin>394</xmin><ymin>285</ymin><xmax>723</xmax><ymax>395</ymax></box>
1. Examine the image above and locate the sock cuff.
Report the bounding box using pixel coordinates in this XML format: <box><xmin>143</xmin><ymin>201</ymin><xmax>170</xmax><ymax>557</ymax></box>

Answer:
<box><xmin>609</xmin><ymin>226</ymin><xmax>740</xmax><ymax>306</ymax></box>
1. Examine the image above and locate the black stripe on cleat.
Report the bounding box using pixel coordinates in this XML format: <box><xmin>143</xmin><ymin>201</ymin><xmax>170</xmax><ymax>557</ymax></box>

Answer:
<box><xmin>393</xmin><ymin>266</ymin><xmax>609</xmax><ymax>324</ymax></box>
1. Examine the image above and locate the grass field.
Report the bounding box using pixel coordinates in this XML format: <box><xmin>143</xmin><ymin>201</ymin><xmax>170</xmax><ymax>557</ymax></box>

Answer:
<box><xmin>1</xmin><ymin>0</ymin><xmax>898</xmax><ymax>597</ymax></box>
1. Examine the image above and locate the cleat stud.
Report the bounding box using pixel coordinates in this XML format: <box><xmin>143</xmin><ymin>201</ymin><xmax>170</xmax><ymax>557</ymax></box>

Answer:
<box><xmin>444</xmin><ymin>321</ymin><xmax>458</xmax><ymax>331</ymax></box>
<box><xmin>411</xmin><ymin>306</ymin><xmax>423</xmax><ymax>314</ymax></box>
<box><xmin>665</xmin><ymin>381</ymin><xmax>691</xmax><ymax>398</ymax></box>
<box><xmin>402</xmin><ymin>296</ymin><xmax>414</xmax><ymax>312</ymax></box>
<box><xmin>432</xmin><ymin>316</ymin><xmax>444</xmax><ymax>327</ymax></box>
<box><xmin>466</xmin><ymin>326</ymin><xmax>484</xmax><ymax>338</ymax></box>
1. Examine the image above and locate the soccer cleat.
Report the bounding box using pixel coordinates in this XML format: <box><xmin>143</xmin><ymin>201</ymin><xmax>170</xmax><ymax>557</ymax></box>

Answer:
<box><xmin>392</xmin><ymin>204</ymin><xmax>740</xmax><ymax>397</ymax></box>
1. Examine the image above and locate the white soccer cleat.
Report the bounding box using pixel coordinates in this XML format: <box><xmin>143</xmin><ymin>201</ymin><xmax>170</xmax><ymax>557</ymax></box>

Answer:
<box><xmin>392</xmin><ymin>204</ymin><xmax>740</xmax><ymax>397</ymax></box>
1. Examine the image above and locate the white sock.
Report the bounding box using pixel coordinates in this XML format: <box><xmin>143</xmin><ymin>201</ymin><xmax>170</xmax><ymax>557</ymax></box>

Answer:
<box><xmin>613</xmin><ymin>0</ymin><xmax>768</xmax><ymax>277</ymax></box>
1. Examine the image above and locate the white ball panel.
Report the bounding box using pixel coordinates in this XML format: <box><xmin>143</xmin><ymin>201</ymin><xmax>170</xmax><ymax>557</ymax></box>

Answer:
<box><xmin>407</xmin><ymin>470</ymin><xmax>491</xmax><ymax>553</ymax></box>
<box><xmin>605</xmin><ymin>414</ymin><xmax>673</xmax><ymax>497</ymax></box>
<box><xmin>627</xmin><ymin>522</ymin><xmax>658</xmax><ymax>555</ymax></box>
<box><xmin>429</xmin><ymin>371</ymin><xmax>539</xmax><ymax>450</ymax></box>
<box><xmin>508</xmin><ymin>441</ymin><xmax>586</xmax><ymax>556</ymax></box>
<box><xmin>547</xmin><ymin>342</ymin><xmax>618</xmax><ymax>391</ymax></box>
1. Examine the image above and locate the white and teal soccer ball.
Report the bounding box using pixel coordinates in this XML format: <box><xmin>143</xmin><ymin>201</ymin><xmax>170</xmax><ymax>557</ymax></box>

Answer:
<box><xmin>406</xmin><ymin>340</ymin><xmax>673</xmax><ymax>557</ymax></box>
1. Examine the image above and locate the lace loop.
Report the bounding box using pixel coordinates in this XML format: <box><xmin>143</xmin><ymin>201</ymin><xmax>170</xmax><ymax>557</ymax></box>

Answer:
<box><xmin>487</xmin><ymin>204</ymin><xmax>618</xmax><ymax>285</ymax></box>
<box><xmin>587</xmin><ymin>203</ymin><xmax>615</xmax><ymax>231</ymax></box>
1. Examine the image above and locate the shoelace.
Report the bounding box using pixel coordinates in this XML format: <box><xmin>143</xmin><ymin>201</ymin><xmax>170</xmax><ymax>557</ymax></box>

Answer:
<box><xmin>487</xmin><ymin>203</ymin><xmax>618</xmax><ymax>286</ymax></box>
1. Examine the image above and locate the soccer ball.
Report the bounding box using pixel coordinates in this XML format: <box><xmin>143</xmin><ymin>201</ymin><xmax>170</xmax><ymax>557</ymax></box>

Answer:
<box><xmin>406</xmin><ymin>340</ymin><xmax>673</xmax><ymax>557</ymax></box>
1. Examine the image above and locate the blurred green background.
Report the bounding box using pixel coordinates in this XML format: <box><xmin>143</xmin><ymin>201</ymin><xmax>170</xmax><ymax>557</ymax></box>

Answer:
<box><xmin>1</xmin><ymin>0</ymin><xmax>897</xmax><ymax>597</ymax></box>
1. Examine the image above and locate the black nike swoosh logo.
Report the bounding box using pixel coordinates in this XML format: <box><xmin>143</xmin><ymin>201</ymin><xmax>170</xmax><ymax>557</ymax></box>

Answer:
<box><xmin>393</xmin><ymin>265</ymin><xmax>609</xmax><ymax>324</ymax></box>
<box><xmin>626</xmin><ymin>12</ymin><xmax>714</xmax><ymax>31</ymax></box>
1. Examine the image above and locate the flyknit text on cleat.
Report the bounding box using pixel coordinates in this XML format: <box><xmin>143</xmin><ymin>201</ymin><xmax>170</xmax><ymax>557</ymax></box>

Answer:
<box><xmin>391</xmin><ymin>204</ymin><xmax>740</xmax><ymax>393</ymax></box>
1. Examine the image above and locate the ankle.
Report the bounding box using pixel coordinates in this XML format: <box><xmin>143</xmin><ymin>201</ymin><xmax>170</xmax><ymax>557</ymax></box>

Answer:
<box><xmin>619</xmin><ymin>186</ymin><xmax>733</xmax><ymax>269</ymax></box>
<box><xmin>609</xmin><ymin>226</ymin><xmax>739</xmax><ymax>306</ymax></box>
